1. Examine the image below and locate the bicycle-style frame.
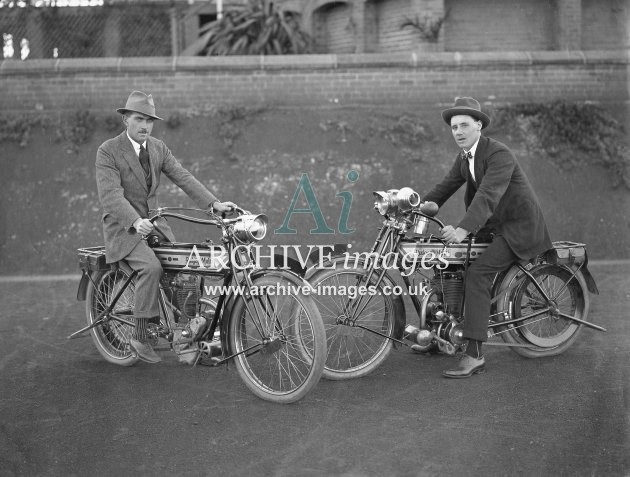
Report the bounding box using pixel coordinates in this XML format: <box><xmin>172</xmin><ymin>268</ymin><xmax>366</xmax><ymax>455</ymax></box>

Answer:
<box><xmin>322</xmin><ymin>208</ymin><xmax>605</xmax><ymax>351</ymax></box>
<box><xmin>72</xmin><ymin>207</ymin><xmax>327</xmax><ymax>404</ymax></box>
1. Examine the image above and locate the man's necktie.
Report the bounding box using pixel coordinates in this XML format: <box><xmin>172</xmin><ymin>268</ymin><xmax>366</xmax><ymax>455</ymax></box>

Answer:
<box><xmin>139</xmin><ymin>145</ymin><xmax>152</xmax><ymax>188</ymax></box>
<box><xmin>464</xmin><ymin>150</ymin><xmax>475</xmax><ymax>183</ymax></box>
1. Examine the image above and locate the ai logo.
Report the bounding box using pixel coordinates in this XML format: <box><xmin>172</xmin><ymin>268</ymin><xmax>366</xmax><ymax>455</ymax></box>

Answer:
<box><xmin>274</xmin><ymin>170</ymin><xmax>358</xmax><ymax>235</ymax></box>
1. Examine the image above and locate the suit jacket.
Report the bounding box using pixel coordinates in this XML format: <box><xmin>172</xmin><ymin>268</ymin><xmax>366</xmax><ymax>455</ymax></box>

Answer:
<box><xmin>96</xmin><ymin>132</ymin><xmax>218</xmax><ymax>263</ymax></box>
<box><xmin>423</xmin><ymin>136</ymin><xmax>552</xmax><ymax>260</ymax></box>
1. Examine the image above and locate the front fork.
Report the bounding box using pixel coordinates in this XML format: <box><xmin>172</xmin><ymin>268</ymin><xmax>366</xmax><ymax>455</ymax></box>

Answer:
<box><xmin>336</xmin><ymin>227</ymin><xmax>410</xmax><ymax>346</ymax></box>
<box><xmin>344</xmin><ymin>226</ymin><xmax>399</xmax><ymax>323</ymax></box>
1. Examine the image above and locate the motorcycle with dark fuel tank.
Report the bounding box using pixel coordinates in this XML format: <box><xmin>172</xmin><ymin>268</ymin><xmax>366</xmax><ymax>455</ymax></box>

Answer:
<box><xmin>306</xmin><ymin>187</ymin><xmax>605</xmax><ymax>380</ymax></box>
<box><xmin>70</xmin><ymin>207</ymin><xmax>326</xmax><ymax>403</ymax></box>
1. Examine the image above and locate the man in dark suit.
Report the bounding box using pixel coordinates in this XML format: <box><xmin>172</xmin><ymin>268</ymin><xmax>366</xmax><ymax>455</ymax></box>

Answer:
<box><xmin>423</xmin><ymin>97</ymin><xmax>552</xmax><ymax>378</ymax></box>
<box><xmin>96</xmin><ymin>91</ymin><xmax>236</xmax><ymax>363</ymax></box>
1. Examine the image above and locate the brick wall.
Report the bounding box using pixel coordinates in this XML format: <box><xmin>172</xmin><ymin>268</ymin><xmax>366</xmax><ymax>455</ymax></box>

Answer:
<box><xmin>325</xmin><ymin>2</ymin><xmax>355</xmax><ymax>54</ymax></box>
<box><xmin>444</xmin><ymin>0</ymin><xmax>555</xmax><ymax>52</ymax></box>
<box><xmin>306</xmin><ymin>0</ymin><xmax>628</xmax><ymax>53</ymax></box>
<box><xmin>0</xmin><ymin>52</ymin><xmax>627</xmax><ymax>116</ymax></box>
<box><xmin>582</xmin><ymin>0</ymin><xmax>630</xmax><ymax>50</ymax></box>
<box><xmin>556</xmin><ymin>0</ymin><xmax>582</xmax><ymax>50</ymax></box>
<box><xmin>375</xmin><ymin>0</ymin><xmax>417</xmax><ymax>53</ymax></box>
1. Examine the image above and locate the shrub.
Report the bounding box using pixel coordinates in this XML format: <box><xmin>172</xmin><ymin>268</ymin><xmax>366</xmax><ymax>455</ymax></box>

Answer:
<box><xmin>181</xmin><ymin>0</ymin><xmax>312</xmax><ymax>56</ymax></box>
<box><xmin>494</xmin><ymin>101</ymin><xmax>630</xmax><ymax>189</ymax></box>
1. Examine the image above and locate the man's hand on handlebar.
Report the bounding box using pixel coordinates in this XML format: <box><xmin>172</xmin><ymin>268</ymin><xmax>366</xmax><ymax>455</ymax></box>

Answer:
<box><xmin>441</xmin><ymin>225</ymin><xmax>468</xmax><ymax>244</ymax></box>
<box><xmin>133</xmin><ymin>218</ymin><xmax>154</xmax><ymax>236</ymax></box>
<box><xmin>210</xmin><ymin>201</ymin><xmax>238</xmax><ymax>214</ymax></box>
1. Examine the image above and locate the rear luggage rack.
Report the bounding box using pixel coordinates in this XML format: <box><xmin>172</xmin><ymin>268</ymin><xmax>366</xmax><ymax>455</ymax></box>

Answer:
<box><xmin>77</xmin><ymin>246</ymin><xmax>109</xmax><ymax>272</ymax></box>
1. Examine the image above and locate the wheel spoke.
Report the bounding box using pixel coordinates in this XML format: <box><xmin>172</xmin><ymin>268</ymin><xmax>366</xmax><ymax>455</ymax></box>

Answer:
<box><xmin>502</xmin><ymin>265</ymin><xmax>586</xmax><ymax>352</ymax></box>
<box><xmin>88</xmin><ymin>269</ymin><xmax>136</xmax><ymax>361</ymax></box>
<box><xmin>311</xmin><ymin>268</ymin><xmax>394</xmax><ymax>378</ymax></box>
<box><xmin>229</xmin><ymin>276</ymin><xmax>325</xmax><ymax>402</ymax></box>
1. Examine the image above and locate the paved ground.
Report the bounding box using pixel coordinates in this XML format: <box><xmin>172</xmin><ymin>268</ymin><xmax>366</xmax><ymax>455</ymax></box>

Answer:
<box><xmin>0</xmin><ymin>261</ymin><xmax>628</xmax><ymax>477</ymax></box>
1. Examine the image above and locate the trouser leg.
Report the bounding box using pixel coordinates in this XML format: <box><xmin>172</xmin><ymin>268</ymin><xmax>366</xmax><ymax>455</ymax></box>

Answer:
<box><xmin>463</xmin><ymin>236</ymin><xmax>518</xmax><ymax>343</ymax></box>
<box><xmin>124</xmin><ymin>240</ymin><xmax>163</xmax><ymax>340</ymax></box>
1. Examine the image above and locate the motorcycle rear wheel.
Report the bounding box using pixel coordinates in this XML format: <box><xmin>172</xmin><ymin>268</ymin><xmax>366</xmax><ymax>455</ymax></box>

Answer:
<box><xmin>228</xmin><ymin>274</ymin><xmax>326</xmax><ymax>403</ymax></box>
<box><xmin>85</xmin><ymin>263</ymin><xmax>138</xmax><ymax>366</ymax></box>
<box><xmin>309</xmin><ymin>267</ymin><xmax>395</xmax><ymax>380</ymax></box>
<box><xmin>497</xmin><ymin>264</ymin><xmax>589</xmax><ymax>358</ymax></box>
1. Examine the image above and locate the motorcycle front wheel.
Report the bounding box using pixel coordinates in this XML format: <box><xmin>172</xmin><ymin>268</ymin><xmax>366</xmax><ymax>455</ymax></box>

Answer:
<box><xmin>308</xmin><ymin>267</ymin><xmax>396</xmax><ymax>380</ymax></box>
<box><xmin>85</xmin><ymin>262</ymin><xmax>138</xmax><ymax>366</ymax></box>
<box><xmin>497</xmin><ymin>264</ymin><xmax>589</xmax><ymax>358</ymax></box>
<box><xmin>227</xmin><ymin>274</ymin><xmax>326</xmax><ymax>404</ymax></box>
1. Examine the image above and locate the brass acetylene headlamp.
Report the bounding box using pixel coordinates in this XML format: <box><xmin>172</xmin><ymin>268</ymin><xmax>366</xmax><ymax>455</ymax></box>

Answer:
<box><xmin>373</xmin><ymin>187</ymin><xmax>421</xmax><ymax>216</ymax></box>
<box><xmin>233</xmin><ymin>214</ymin><xmax>268</xmax><ymax>243</ymax></box>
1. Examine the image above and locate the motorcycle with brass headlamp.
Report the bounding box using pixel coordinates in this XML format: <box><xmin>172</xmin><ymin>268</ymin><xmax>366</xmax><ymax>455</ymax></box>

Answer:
<box><xmin>306</xmin><ymin>187</ymin><xmax>605</xmax><ymax>380</ymax></box>
<box><xmin>71</xmin><ymin>206</ymin><xmax>326</xmax><ymax>403</ymax></box>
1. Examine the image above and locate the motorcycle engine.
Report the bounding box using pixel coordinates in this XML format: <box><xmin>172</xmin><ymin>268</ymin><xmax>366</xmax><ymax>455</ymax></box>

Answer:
<box><xmin>161</xmin><ymin>272</ymin><xmax>202</xmax><ymax>322</ymax></box>
<box><xmin>419</xmin><ymin>269</ymin><xmax>467</xmax><ymax>355</ymax></box>
<box><xmin>430</xmin><ymin>271</ymin><xmax>464</xmax><ymax>318</ymax></box>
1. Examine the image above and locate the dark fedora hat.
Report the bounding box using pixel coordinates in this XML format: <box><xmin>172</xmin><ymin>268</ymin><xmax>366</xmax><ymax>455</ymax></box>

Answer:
<box><xmin>116</xmin><ymin>90</ymin><xmax>163</xmax><ymax>121</ymax></box>
<box><xmin>441</xmin><ymin>97</ymin><xmax>490</xmax><ymax>129</ymax></box>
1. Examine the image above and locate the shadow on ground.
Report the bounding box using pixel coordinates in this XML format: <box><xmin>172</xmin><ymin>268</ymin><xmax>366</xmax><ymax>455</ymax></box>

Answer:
<box><xmin>0</xmin><ymin>261</ymin><xmax>628</xmax><ymax>476</ymax></box>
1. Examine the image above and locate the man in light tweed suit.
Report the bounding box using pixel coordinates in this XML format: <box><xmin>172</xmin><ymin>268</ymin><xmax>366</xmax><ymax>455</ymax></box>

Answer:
<box><xmin>96</xmin><ymin>91</ymin><xmax>236</xmax><ymax>363</ymax></box>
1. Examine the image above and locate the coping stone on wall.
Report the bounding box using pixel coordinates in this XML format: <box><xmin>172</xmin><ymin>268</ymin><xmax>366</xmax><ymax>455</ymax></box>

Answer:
<box><xmin>582</xmin><ymin>49</ymin><xmax>630</xmax><ymax>64</ymax></box>
<box><xmin>0</xmin><ymin>58</ymin><xmax>57</xmax><ymax>74</ymax></box>
<box><xmin>175</xmin><ymin>55</ymin><xmax>263</xmax><ymax>71</ymax></box>
<box><xmin>0</xmin><ymin>51</ymin><xmax>628</xmax><ymax>76</ymax></box>
<box><xmin>529</xmin><ymin>51</ymin><xmax>588</xmax><ymax>65</ymax></box>
<box><xmin>260</xmin><ymin>54</ymin><xmax>338</xmax><ymax>70</ymax></box>
<box><xmin>117</xmin><ymin>57</ymin><xmax>176</xmax><ymax>72</ymax></box>
<box><xmin>53</xmin><ymin>57</ymin><xmax>120</xmax><ymax>72</ymax></box>
<box><xmin>175</xmin><ymin>54</ymin><xmax>338</xmax><ymax>71</ymax></box>
<box><xmin>337</xmin><ymin>52</ymin><xmax>416</xmax><ymax>68</ymax></box>
<box><xmin>450</xmin><ymin>51</ymin><xmax>534</xmax><ymax>66</ymax></box>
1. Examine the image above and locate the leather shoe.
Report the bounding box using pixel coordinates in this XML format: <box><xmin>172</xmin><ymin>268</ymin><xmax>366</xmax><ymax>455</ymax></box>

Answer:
<box><xmin>442</xmin><ymin>354</ymin><xmax>485</xmax><ymax>378</ymax></box>
<box><xmin>129</xmin><ymin>338</ymin><xmax>161</xmax><ymax>364</ymax></box>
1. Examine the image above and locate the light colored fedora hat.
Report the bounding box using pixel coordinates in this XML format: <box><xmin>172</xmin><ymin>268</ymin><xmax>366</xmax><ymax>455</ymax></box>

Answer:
<box><xmin>441</xmin><ymin>97</ymin><xmax>490</xmax><ymax>129</ymax></box>
<box><xmin>116</xmin><ymin>91</ymin><xmax>163</xmax><ymax>120</ymax></box>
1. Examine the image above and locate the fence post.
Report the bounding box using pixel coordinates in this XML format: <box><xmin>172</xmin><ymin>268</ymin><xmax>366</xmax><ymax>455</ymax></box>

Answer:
<box><xmin>26</xmin><ymin>9</ymin><xmax>44</xmax><ymax>59</ymax></box>
<box><xmin>103</xmin><ymin>6</ymin><xmax>121</xmax><ymax>57</ymax></box>
<box><xmin>170</xmin><ymin>6</ymin><xmax>179</xmax><ymax>57</ymax></box>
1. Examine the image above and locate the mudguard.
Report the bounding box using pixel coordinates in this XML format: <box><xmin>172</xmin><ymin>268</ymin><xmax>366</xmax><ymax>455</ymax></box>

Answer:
<box><xmin>76</xmin><ymin>271</ymin><xmax>89</xmax><ymax>301</ymax></box>
<box><xmin>547</xmin><ymin>242</ymin><xmax>599</xmax><ymax>295</ymax></box>
<box><xmin>303</xmin><ymin>243</ymin><xmax>350</xmax><ymax>279</ymax></box>
<box><xmin>580</xmin><ymin>265</ymin><xmax>599</xmax><ymax>295</ymax></box>
<box><xmin>255</xmin><ymin>245</ymin><xmax>349</xmax><ymax>278</ymax></box>
<box><xmin>492</xmin><ymin>246</ymin><xmax>599</xmax><ymax>301</ymax></box>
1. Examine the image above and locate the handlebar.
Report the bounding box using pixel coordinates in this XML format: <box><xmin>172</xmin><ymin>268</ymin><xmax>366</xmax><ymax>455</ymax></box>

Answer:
<box><xmin>148</xmin><ymin>206</ymin><xmax>247</xmax><ymax>227</ymax></box>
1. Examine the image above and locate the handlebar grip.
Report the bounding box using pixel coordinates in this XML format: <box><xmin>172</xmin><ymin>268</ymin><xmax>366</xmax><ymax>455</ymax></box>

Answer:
<box><xmin>146</xmin><ymin>217</ymin><xmax>170</xmax><ymax>243</ymax></box>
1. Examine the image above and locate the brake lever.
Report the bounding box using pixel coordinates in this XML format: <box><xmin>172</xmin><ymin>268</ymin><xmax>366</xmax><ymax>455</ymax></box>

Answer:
<box><xmin>221</xmin><ymin>206</ymin><xmax>247</xmax><ymax>219</ymax></box>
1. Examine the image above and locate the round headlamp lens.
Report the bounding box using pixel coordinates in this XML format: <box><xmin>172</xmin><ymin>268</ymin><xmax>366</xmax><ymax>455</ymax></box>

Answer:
<box><xmin>234</xmin><ymin>214</ymin><xmax>268</xmax><ymax>242</ymax></box>
<box><xmin>373</xmin><ymin>191</ymin><xmax>392</xmax><ymax>216</ymax></box>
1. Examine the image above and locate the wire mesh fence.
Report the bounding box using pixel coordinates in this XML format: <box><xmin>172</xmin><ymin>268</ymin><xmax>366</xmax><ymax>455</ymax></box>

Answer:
<box><xmin>1</xmin><ymin>2</ymin><xmax>175</xmax><ymax>59</ymax></box>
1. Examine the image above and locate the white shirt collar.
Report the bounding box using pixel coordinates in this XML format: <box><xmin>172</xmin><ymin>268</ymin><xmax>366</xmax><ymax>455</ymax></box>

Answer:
<box><xmin>465</xmin><ymin>138</ymin><xmax>480</xmax><ymax>181</ymax></box>
<box><xmin>464</xmin><ymin>138</ymin><xmax>480</xmax><ymax>159</ymax></box>
<box><xmin>126</xmin><ymin>131</ymin><xmax>147</xmax><ymax>156</ymax></box>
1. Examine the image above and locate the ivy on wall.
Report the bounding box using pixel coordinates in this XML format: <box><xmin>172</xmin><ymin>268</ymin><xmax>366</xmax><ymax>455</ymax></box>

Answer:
<box><xmin>54</xmin><ymin>110</ymin><xmax>96</xmax><ymax>154</ymax></box>
<box><xmin>0</xmin><ymin>115</ymin><xmax>40</xmax><ymax>147</ymax></box>
<box><xmin>0</xmin><ymin>110</ymin><xmax>96</xmax><ymax>153</ymax></box>
<box><xmin>493</xmin><ymin>101</ymin><xmax>630</xmax><ymax>189</ymax></box>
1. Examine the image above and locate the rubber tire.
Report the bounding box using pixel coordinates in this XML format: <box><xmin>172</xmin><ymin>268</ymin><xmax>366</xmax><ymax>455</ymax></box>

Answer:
<box><xmin>85</xmin><ymin>263</ymin><xmax>138</xmax><ymax>366</ymax></box>
<box><xmin>496</xmin><ymin>264</ymin><xmax>589</xmax><ymax>358</ymax></box>
<box><xmin>309</xmin><ymin>267</ymin><xmax>395</xmax><ymax>380</ymax></box>
<box><xmin>227</xmin><ymin>274</ymin><xmax>326</xmax><ymax>403</ymax></box>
